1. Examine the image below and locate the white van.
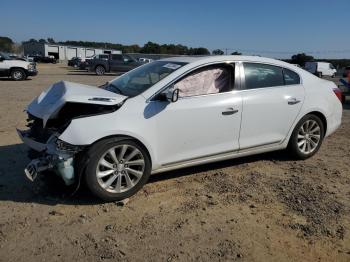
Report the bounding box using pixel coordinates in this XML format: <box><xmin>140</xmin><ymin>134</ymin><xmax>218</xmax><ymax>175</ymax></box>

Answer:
<box><xmin>304</xmin><ymin>62</ymin><xmax>337</xmax><ymax>78</ymax></box>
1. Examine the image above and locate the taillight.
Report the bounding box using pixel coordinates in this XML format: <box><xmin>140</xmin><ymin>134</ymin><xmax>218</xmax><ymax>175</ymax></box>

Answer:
<box><xmin>333</xmin><ymin>88</ymin><xmax>343</xmax><ymax>103</ymax></box>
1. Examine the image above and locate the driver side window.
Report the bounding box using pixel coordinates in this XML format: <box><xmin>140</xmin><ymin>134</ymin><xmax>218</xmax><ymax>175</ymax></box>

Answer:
<box><xmin>174</xmin><ymin>64</ymin><xmax>234</xmax><ymax>98</ymax></box>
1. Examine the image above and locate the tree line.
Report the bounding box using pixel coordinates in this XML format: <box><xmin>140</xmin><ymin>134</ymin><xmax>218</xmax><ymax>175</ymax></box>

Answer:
<box><xmin>1</xmin><ymin>36</ymin><xmax>349</xmax><ymax>68</ymax></box>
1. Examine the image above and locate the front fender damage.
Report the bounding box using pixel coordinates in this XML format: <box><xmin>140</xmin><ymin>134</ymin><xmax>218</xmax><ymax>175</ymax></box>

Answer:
<box><xmin>17</xmin><ymin>128</ymin><xmax>83</xmax><ymax>185</ymax></box>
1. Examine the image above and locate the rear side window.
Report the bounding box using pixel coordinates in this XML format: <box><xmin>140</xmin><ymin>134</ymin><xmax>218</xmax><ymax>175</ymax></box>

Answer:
<box><xmin>243</xmin><ymin>63</ymin><xmax>284</xmax><ymax>89</ymax></box>
<box><xmin>283</xmin><ymin>68</ymin><xmax>300</xmax><ymax>85</ymax></box>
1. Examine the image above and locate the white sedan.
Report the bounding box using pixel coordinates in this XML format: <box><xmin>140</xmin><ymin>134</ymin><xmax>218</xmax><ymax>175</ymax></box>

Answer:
<box><xmin>17</xmin><ymin>55</ymin><xmax>342</xmax><ymax>201</ymax></box>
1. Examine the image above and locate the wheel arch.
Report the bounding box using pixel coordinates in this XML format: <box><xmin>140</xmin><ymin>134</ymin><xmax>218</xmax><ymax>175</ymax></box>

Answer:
<box><xmin>88</xmin><ymin>134</ymin><xmax>153</xmax><ymax>167</ymax></box>
<box><xmin>284</xmin><ymin>110</ymin><xmax>328</xmax><ymax>148</ymax></box>
<box><xmin>10</xmin><ymin>67</ymin><xmax>26</xmax><ymax>74</ymax></box>
<box><xmin>305</xmin><ymin>111</ymin><xmax>327</xmax><ymax>135</ymax></box>
<box><xmin>94</xmin><ymin>64</ymin><xmax>106</xmax><ymax>71</ymax></box>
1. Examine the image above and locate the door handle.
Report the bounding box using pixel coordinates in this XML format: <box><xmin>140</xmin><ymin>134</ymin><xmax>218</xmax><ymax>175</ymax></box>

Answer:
<box><xmin>287</xmin><ymin>98</ymin><xmax>301</xmax><ymax>105</ymax></box>
<box><xmin>222</xmin><ymin>108</ymin><xmax>239</xmax><ymax>115</ymax></box>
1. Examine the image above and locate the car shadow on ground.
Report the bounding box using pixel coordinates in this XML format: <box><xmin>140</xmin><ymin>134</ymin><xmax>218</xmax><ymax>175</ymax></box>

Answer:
<box><xmin>0</xmin><ymin>78</ymin><xmax>32</xmax><ymax>81</ymax></box>
<box><xmin>0</xmin><ymin>142</ymin><xmax>292</xmax><ymax>206</ymax></box>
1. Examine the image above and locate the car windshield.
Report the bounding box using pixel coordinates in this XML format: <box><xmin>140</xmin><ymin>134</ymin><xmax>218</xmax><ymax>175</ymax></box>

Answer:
<box><xmin>0</xmin><ymin>52</ymin><xmax>11</xmax><ymax>60</ymax></box>
<box><xmin>104</xmin><ymin>61</ymin><xmax>187</xmax><ymax>97</ymax></box>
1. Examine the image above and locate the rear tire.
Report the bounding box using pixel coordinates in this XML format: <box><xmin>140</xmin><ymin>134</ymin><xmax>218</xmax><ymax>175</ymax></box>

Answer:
<box><xmin>11</xmin><ymin>68</ymin><xmax>26</xmax><ymax>81</ymax></box>
<box><xmin>84</xmin><ymin>138</ymin><xmax>151</xmax><ymax>201</ymax></box>
<box><xmin>287</xmin><ymin>114</ymin><xmax>325</xmax><ymax>159</ymax></box>
<box><xmin>95</xmin><ymin>65</ymin><xmax>106</xmax><ymax>75</ymax></box>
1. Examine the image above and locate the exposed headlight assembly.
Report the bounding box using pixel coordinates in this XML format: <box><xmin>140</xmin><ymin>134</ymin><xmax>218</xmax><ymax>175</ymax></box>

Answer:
<box><xmin>55</xmin><ymin>138</ymin><xmax>83</xmax><ymax>153</ymax></box>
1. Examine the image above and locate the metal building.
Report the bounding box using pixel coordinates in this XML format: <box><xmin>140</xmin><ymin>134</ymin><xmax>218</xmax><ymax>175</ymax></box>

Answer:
<box><xmin>23</xmin><ymin>42</ymin><xmax>121</xmax><ymax>61</ymax></box>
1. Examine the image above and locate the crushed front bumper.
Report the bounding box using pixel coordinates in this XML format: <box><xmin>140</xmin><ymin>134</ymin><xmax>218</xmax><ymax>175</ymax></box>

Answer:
<box><xmin>17</xmin><ymin>128</ymin><xmax>78</xmax><ymax>185</ymax></box>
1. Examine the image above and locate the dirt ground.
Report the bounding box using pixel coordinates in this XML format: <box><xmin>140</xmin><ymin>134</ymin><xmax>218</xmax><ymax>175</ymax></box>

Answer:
<box><xmin>0</xmin><ymin>64</ymin><xmax>349</xmax><ymax>262</ymax></box>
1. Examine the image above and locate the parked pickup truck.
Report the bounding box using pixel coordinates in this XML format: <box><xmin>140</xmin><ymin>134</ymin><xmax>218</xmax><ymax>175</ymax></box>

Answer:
<box><xmin>88</xmin><ymin>54</ymin><xmax>144</xmax><ymax>75</ymax></box>
<box><xmin>0</xmin><ymin>52</ymin><xmax>37</xmax><ymax>80</ymax></box>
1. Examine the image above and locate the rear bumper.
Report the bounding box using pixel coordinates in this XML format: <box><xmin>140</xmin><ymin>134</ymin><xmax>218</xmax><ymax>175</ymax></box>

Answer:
<box><xmin>325</xmin><ymin>101</ymin><xmax>342</xmax><ymax>137</ymax></box>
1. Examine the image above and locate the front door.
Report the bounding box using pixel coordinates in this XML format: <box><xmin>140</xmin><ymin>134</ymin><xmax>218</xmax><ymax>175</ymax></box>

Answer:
<box><xmin>151</xmin><ymin>63</ymin><xmax>242</xmax><ymax>166</ymax></box>
<box><xmin>0</xmin><ymin>55</ymin><xmax>9</xmax><ymax>76</ymax></box>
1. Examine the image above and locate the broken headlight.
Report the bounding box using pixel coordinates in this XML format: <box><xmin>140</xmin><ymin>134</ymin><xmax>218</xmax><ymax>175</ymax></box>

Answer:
<box><xmin>55</xmin><ymin>138</ymin><xmax>83</xmax><ymax>153</ymax></box>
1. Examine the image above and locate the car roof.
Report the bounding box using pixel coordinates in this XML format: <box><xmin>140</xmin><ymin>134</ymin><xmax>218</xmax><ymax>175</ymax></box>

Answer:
<box><xmin>159</xmin><ymin>55</ymin><xmax>289</xmax><ymax>66</ymax></box>
<box><xmin>159</xmin><ymin>55</ymin><xmax>303</xmax><ymax>72</ymax></box>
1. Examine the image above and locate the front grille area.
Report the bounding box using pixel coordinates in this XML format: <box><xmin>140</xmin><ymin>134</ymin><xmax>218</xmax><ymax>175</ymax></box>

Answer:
<box><xmin>26</xmin><ymin>114</ymin><xmax>57</xmax><ymax>143</ymax></box>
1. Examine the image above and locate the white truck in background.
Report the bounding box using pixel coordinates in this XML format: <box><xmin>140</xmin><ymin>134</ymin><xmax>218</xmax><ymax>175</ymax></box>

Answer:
<box><xmin>305</xmin><ymin>62</ymin><xmax>337</xmax><ymax>78</ymax></box>
<box><xmin>0</xmin><ymin>52</ymin><xmax>37</xmax><ymax>80</ymax></box>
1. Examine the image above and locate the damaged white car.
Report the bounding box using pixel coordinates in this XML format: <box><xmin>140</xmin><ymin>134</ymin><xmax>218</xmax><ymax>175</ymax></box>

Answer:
<box><xmin>17</xmin><ymin>56</ymin><xmax>342</xmax><ymax>201</ymax></box>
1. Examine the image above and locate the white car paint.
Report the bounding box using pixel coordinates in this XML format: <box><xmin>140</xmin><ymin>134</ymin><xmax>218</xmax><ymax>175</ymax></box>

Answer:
<box><xmin>0</xmin><ymin>59</ymin><xmax>31</xmax><ymax>70</ymax></box>
<box><xmin>27</xmin><ymin>81</ymin><xmax>126</xmax><ymax>126</ymax></box>
<box><xmin>20</xmin><ymin>55</ymin><xmax>342</xmax><ymax>178</ymax></box>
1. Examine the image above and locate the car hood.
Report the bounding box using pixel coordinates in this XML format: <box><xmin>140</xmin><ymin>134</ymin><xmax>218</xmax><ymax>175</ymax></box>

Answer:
<box><xmin>5</xmin><ymin>59</ymin><xmax>30</xmax><ymax>67</ymax></box>
<box><xmin>27</xmin><ymin>81</ymin><xmax>126</xmax><ymax>126</ymax></box>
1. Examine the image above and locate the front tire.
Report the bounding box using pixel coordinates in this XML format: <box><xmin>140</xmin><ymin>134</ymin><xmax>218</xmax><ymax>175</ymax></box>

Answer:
<box><xmin>95</xmin><ymin>65</ymin><xmax>105</xmax><ymax>75</ymax></box>
<box><xmin>287</xmin><ymin>114</ymin><xmax>325</xmax><ymax>159</ymax></box>
<box><xmin>84</xmin><ymin>138</ymin><xmax>151</xmax><ymax>201</ymax></box>
<box><xmin>11</xmin><ymin>68</ymin><xmax>26</xmax><ymax>81</ymax></box>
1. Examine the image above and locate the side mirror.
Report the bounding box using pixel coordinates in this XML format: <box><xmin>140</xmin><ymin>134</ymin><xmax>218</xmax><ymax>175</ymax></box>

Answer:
<box><xmin>156</xmin><ymin>87</ymin><xmax>180</xmax><ymax>103</ymax></box>
<box><xmin>165</xmin><ymin>87</ymin><xmax>179</xmax><ymax>102</ymax></box>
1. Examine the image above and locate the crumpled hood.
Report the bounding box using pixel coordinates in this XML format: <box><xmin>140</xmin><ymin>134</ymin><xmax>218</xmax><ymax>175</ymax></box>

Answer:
<box><xmin>27</xmin><ymin>81</ymin><xmax>126</xmax><ymax>126</ymax></box>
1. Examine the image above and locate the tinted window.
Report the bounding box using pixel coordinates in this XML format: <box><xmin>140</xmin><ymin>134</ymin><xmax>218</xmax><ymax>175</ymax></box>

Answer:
<box><xmin>111</xmin><ymin>54</ymin><xmax>123</xmax><ymax>61</ymax></box>
<box><xmin>244</xmin><ymin>63</ymin><xmax>284</xmax><ymax>89</ymax></box>
<box><xmin>283</xmin><ymin>68</ymin><xmax>300</xmax><ymax>85</ymax></box>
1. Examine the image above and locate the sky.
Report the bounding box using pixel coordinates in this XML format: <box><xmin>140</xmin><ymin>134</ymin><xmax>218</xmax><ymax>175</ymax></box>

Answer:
<box><xmin>1</xmin><ymin>0</ymin><xmax>349</xmax><ymax>58</ymax></box>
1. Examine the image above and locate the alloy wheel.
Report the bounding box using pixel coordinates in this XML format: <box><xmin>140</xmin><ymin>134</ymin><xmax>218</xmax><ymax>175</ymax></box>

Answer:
<box><xmin>297</xmin><ymin>119</ymin><xmax>321</xmax><ymax>154</ymax></box>
<box><xmin>96</xmin><ymin>66</ymin><xmax>105</xmax><ymax>75</ymax></box>
<box><xmin>96</xmin><ymin>144</ymin><xmax>145</xmax><ymax>193</ymax></box>
<box><xmin>13</xmin><ymin>71</ymin><xmax>23</xmax><ymax>80</ymax></box>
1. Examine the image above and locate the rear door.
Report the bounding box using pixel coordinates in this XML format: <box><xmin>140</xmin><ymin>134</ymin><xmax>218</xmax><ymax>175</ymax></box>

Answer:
<box><xmin>109</xmin><ymin>54</ymin><xmax>125</xmax><ymax>72</ymax></box>
<box><xmin>239</xmin><ymin>62</ymin><xmax>304</xmax><ymax>149</ymax></box>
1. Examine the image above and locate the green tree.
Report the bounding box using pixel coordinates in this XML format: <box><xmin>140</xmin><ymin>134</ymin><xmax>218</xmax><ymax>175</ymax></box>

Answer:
<box><xmin>291</xmin><ymin>53</ymin><xmax>314</xmax><ymax>66</ymax></box>
<box><xmin>39</xmin><ymin>39</ymin><xmax>46</xmax><ymax>43</ymax></box>
<box><xmin>47</xmin><ymin>37</ymin><xmax>55</xmax><ymax>44</ymax></box>
<box><xmin>140</xmin><ymin>41</ymin><xmax>161</xmax><ymax>54</ymax></box>
<box><xmin>212</xmin><ymin>49</ymin><xmax>224</xmax><ymax>55</ymax></box>
<box><xmin>0</xmin><ymin>36</ymin><xmax>14</xmax><ymax>52</ymax></box>
<box><xmin>188</xmin><ymin>47</ymin><xmax>210</xmax><ymax>55</ymax></box>
<box><xmin>231</xmin><ymin>51</ymin><xmax>242</xmax><ymax>55</ymax></box>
